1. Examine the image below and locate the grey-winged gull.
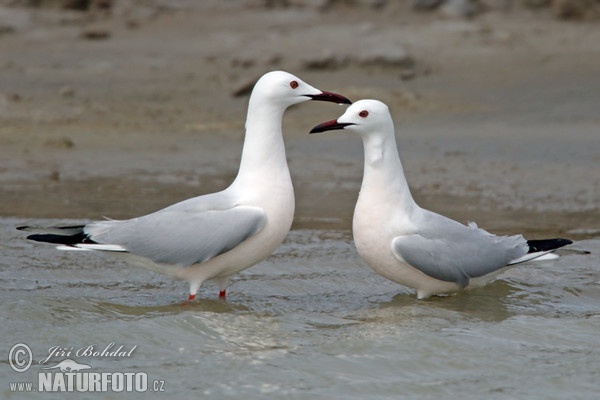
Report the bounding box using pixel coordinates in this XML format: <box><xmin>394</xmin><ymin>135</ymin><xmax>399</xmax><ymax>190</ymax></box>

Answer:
<box><xmin>310</xmin><ymin>99</ymin><xmax>571</xmax><ymax>299</ymax></box>
<box><xmin>19</xmin><ymin>71</ymin><xmax>351</xmax><ymax>301</ymax></box>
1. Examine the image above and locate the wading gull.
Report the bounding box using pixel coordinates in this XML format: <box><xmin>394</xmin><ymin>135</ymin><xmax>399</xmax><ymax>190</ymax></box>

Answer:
<box><xmin>18</xmin><ymin>71</ymin><xmax>351</xmax><ymax>301</ymax></box>
<box><xmin>310</xmin><ymin>99</ymin><xmax>572</xmax><ymax>299</ymax></box>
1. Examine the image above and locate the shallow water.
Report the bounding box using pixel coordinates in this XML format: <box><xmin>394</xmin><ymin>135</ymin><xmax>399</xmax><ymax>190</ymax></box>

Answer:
<box><xmin>1</xmin><ymin>217</ymin><xmax>599</xmax><ymax>399</ymax></box>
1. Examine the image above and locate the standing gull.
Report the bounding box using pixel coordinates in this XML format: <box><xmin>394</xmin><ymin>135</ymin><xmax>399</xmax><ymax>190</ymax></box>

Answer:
<box><xmin>310</xmin><ymin>99</ymin><xmax>572</xmax><ymax>299</ymax></box>
<box><xmin>19</xmin><ymin>71</ymin><xmax>351</xmax><ymax>301</ymax></box>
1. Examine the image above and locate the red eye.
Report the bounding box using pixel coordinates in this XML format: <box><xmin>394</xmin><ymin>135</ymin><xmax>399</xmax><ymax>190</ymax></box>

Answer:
<box><xmin>290</xmin><ymin>80</ymin><xmax>299</xmax><ymax>89</ymax></box>
<box><xmin>359</xmin><ymin>110</ymin><xmax>369</xmax><ymax>118</ymax></box>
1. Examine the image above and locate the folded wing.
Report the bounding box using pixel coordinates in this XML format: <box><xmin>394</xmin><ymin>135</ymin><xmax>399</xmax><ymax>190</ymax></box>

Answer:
<box><xmin>84</xmin><ymin>205</ymin><xmax>266</xmax><ymax>267</ymax></box>
<box><xmin>391</xmin><ymin>220</ymin><xmax>528</xmax><ymax>288</ymax></box>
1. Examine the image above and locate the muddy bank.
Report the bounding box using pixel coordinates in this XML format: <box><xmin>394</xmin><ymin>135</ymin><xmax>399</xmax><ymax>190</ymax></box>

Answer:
<box><xmin>1</xmin><ymin>3</ymin><xmax>599</xmax><ymax>238</ymax></box>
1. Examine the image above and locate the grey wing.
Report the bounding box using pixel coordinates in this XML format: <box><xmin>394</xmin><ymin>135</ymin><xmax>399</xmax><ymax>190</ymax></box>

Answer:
<box><xmin>391</xmin><ymin>222</ymin><xmax>527</xmax><ymax>288</ymax></box>
<box><xmin>84</xmin><ymin>205</ymin><xmax>266</xmax><ymax>266</ymax></box>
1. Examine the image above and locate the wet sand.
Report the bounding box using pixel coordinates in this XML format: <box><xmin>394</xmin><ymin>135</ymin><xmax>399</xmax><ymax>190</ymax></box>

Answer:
<box><xmin>1</xmin><ymin>4</ymin><xmax>599</xmax><ymax>239</ymax></box>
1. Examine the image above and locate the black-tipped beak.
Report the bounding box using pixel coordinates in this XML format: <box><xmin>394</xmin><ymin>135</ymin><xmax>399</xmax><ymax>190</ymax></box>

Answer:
<box><xmin>309</xmin><ymin>119</ymin><xmax>355</xmax><ymax>134</ymax></box>
<box><xmin>305</xmin><ymin>91</ymin><xmax>352</xmax><ymax>105</ymax></box>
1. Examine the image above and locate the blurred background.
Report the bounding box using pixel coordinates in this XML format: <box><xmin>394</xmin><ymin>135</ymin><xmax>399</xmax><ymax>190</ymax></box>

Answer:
<box><xmin>1</xmin><ymin>0</ymin><xmax>599</xmax><ymax>237</ymax></box>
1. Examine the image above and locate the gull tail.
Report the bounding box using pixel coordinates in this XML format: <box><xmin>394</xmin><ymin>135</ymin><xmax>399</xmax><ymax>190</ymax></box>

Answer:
<box><xmin>17</xmin><ymin>225</ymin><xmax>127</xmax><ymax>252</ymax></box>
<box><xmin>509</xmin><ymin>237</ymin><xmax>572</xmax><ymax>265</ymax></box>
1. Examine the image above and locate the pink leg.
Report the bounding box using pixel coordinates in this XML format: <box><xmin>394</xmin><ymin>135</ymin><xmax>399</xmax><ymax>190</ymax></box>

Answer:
<box><xmin>216</xmin><ymin>277</ymin><xmax>230</xmax><ymax>300</ymax></box>
<box><xmin>188</xmin><ymin>294</ymin><xmax>196</xmax><ymax>301</ymax></box>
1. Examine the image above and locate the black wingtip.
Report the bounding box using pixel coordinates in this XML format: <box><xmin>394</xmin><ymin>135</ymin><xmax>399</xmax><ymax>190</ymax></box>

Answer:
<box><xmin>18</xmin><ymin>225</ymin><xmax>96</xmax><ymax>245</ymax></box>
<box><xmin>527</xmin><ymin>238</ymin><xmax>573</xmax><ymax>253</ymax></box>
<box><xmin>26</xmin><ymin>233</ymin><xmax>96</xmax><ymax>245</ymax></box>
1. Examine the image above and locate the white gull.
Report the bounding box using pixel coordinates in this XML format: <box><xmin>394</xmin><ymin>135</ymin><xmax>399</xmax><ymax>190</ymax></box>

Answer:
<box><xmin>310</xmin><ymin>99</ymin><xmax>572</xmax><ymax>299</ymax></box>
<box><xmin>19</xmin><ymin>71</ymin><xmax>351</xmax><ymax>301</ymax></box>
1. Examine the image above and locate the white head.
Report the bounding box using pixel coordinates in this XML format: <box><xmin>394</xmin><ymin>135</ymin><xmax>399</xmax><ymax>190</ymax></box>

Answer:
<box><xmin>251</xmin><ymin>71</ymin><xmax>351</xmax><ymax>108</ymax></box>
<box><xmin>309</xmin><ymin>99</ymin><xmax>394</xmax><ymax>137</ymax></box>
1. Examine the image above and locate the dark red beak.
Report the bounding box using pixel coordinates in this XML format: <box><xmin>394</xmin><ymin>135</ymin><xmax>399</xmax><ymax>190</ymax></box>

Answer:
<box><xmin>309</xmin><ymin>119</ymin><xmax>355</xmax><ymax>134</ymax></box>
<box><xmin>305</xmin><ymin>91</ymin><xmax>352</xmax><ymax>105</ymax></box>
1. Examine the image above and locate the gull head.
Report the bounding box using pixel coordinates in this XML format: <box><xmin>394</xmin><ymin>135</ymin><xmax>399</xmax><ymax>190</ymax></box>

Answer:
<box><xmin>309</xmin><ymin>99</ymin><xmax>393</xmax><ymax>137</ymax></box>
<box><xmin>253</xmin><ymin>71</ymin><xmax>351</xmax><ymax>108</ymax></box>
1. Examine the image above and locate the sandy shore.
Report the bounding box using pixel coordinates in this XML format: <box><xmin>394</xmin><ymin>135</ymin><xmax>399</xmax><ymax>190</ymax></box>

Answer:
<box><xmin>1</xmin><ymin>3</ymin><xmax>599</xmax><ymax>238</ymax></box>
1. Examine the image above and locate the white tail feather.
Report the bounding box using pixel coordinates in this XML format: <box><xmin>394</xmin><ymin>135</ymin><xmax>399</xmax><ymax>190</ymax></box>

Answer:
<box><xmin>56</xmin><ymin>245</ymin><xmax>90</xmax><ymax>251</ymax></box>
<box><xmin>56</xmin><ymin>244</ymin><xmax>127</xmax><ymax>252</ymax></box>
<box><xmin>509</xmin><ymin>250</ymin><xmax>558</xmax><ymax>265</ymax></box>
<box><xmin>76</xmin><ymin>244</ymin><xmax>127</xmax><ymax>252</ymax></box>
